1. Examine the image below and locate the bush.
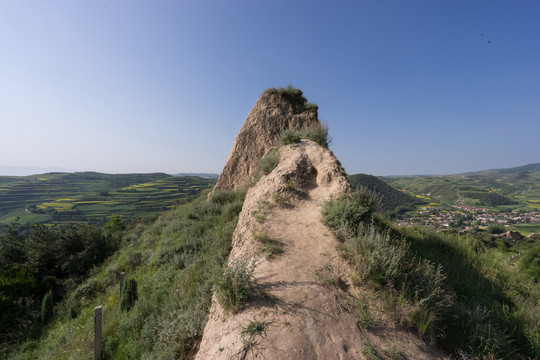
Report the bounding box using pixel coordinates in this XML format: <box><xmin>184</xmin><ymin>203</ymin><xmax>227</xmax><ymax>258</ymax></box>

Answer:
<box><xmin>214</xmin><ymin>257</ymin><xmax>255</xmax><ymax>313</ymax></box>
<box><xmin>321</xmin><ymin>188</ymin><xmax>381</xmax><ymax>239</ymax></box>
<box><xmin>121</xmin><ymin>278</ymin><xmax>138</xmax><ymax>312</ymax></box>
<box><xmin>41</xmin><ymin>290</ymin><xmax>53</xmax><ymax>324</ymax></box>
<box><xmin>487</xmin><ymin>224</ymin><xmax>506</xmax><ymax>234</ymax></box>
<box><xmin>278</xmin><ymin>122</ymin><xmax>331</xmax><ymax>149</ymax></box>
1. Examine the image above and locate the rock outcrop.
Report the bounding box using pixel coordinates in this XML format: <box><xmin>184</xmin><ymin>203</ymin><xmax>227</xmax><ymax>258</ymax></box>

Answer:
<box><xmin>213</xmin><ymin>92</ymin><xmax>319</xmax><ymax>192</ymax></box>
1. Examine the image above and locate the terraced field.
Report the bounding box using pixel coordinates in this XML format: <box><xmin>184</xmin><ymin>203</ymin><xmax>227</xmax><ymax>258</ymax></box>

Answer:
<box><xmin>0</xmin><ymin>172</ymin><xmax>216</xmax><ymax>225</ymax></box>
<box><xmin>384</xmin><ymin>163</ymin><xmax>540</xmax><ymax>211</ymax></box>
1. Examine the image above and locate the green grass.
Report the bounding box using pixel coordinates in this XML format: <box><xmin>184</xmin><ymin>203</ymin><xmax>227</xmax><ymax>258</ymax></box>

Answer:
<box><xmin>6</xmin><ymin>190</ymin><xmax>244</xmax><ymax>359</ymax></box>
<box><xmin>510</xmin><ymin>223</ymin><xmax>540</xmax><ymax>234</ymax></box>
<box><xmin>361</xmin><ymin>343</ymin><xmax>380</xmax><ymax>360</ymax></box>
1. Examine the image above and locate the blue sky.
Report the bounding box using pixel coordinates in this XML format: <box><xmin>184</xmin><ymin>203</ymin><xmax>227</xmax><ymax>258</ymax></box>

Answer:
<box><xmin>1</xmin><ymin>0</ymin><xmax>539</xmax><ymax>176</ymax></box>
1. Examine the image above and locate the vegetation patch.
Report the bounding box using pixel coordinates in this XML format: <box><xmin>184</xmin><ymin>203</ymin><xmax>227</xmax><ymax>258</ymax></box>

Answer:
<box><xmin>251</xmin><ymin>148</ymin><xmax>280</xmax><ymax>185</ymax></box>
<box><xmin>263</xmin><ymin>85</ymin><xmax>318</xmax><ymax>114</ymax></box>
<box><xmin>278</xmin><ymin>122</ymin><xmax>331</xmax><ymax>149</ymax></box>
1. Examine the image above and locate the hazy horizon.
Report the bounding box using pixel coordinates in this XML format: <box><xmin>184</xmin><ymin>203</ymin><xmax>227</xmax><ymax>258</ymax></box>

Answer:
<box><xmin>1</xmin><ymin>1</ymin><xmax>539</xmax><ymax>176</ymax></box>
<box><xmin>1</xmin><ymin>162</ymin><xmax>538</xmax><ymax>178</ymax></box>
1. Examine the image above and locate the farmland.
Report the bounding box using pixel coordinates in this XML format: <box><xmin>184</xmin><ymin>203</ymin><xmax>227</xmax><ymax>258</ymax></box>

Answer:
<box><xmin>0</xmin><ymin>172</ymin><xmax>216</xmax><ymax>225</ymax></box>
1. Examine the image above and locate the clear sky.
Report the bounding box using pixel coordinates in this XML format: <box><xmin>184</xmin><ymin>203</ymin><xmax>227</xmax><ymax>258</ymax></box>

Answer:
<box><xmin>1</xmin><ymin>0</ymin><xmax>539</xmax><ymax>176</ymax></box>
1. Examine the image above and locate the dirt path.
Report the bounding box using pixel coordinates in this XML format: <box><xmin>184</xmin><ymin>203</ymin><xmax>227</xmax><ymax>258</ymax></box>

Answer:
<box><xmin>195</xmin><ymin>141</ymin><xmax>449</xmax><ymax>359</ymax></box>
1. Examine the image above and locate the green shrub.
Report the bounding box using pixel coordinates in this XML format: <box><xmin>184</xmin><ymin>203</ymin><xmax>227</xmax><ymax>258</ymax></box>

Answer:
<box><xmin>214</xmin><ymin>257</ymin><xmax>255</xmax><ymax>313</ymax></box>
<box><xmin>355</xmin><ymin>298</ymin><xmax>373</xmax><ymax>329</ymax></box>
<box><xmin>487</xmin><ymin>224</ymin><xmax>506</xmax><ymax>234</ymax></box>
<box><xmin>224</xmin><ymin>201</ymin><xmax>244</xmax><ymax>221</ymax></box>
<box><xmin>121</xmin><ymin>278</ymin><xmax>138</xmax><ymax>312</ymax></box>
<box><xmin>300</xmin><ymin>122</ymin><xmax>331</xmax><ymax>148</ymax></box>
<box><xmin>321</xmin><ymin>188</ymin><xmax>381</xmax><ymax>239</ymax></box>
<box><xmin>279</xmin><ymin>129</ymin><xmax>302</xmax><ymax>146</ymax></box>
<box><xmin>41</xmin><ymin>290</ymin><xmax>53</xmax><ymax>324</ymax></box>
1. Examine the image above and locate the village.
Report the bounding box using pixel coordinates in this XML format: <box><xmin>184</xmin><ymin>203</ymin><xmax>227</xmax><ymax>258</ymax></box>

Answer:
<box><xmin>398</xmin><ymin>204</ymin><xmax>540</xmax><ymax>231</ymax></box>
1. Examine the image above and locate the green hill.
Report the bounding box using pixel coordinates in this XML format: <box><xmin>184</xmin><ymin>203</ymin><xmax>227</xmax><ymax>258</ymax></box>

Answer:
<box><xmin>347</xmin><ymin>173</ymin><xmax>426</xmax><ymax>214</ymax></box>
<box><xmin>384</xmin><ymin>163</ymin><xmax>540</xmax><ymax>211</ymax></box>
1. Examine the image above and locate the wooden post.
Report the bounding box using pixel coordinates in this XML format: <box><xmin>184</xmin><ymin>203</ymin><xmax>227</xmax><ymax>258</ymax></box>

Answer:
<box><xmin>94</xmin><ymin>306</ymin><xmax>102</xmax><ymax>360</ymax></box>
<box><xmin>120</xmin><ymin>272</ymin><xmax>125</xmax><ymax>301</ymax></box>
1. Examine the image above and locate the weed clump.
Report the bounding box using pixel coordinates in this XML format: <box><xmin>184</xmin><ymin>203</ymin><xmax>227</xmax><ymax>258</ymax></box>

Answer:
<box><xmin>214</xmin><ymin>257</ymin><xmax>256</xmax><ymax>313</ymax></box>
<box><xmin>322</xmin><ymin>189</ymin><xmax>455</xmax><ymax>343</ymax></box>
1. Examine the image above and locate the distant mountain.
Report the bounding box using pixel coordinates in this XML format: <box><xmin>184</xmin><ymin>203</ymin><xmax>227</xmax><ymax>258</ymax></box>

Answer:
<box><xmin>462</xmin><ymin>163</ymin><xmax>540</xmax><ymax>176</ymax></box>
<box><xmin>0</xmin><ymin>166</ymin><xmax>75</xmax><ymax>176</ymax></box>
<box><xmin>172</xmin><ymin>173</ymin><xmax>219</xmax><ymax>179</ymax></box>
<box><xmin>347</xmin><ymin>173</ymin><xmax>426</xmax><ymax>212</ymax></box>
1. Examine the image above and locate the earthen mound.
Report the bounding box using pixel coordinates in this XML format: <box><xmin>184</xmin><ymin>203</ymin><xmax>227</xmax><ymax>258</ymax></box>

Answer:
<box><xmin>214</xmin><ymin>91</ymin><xmax>319</xmax><ymax>192</ymax></box>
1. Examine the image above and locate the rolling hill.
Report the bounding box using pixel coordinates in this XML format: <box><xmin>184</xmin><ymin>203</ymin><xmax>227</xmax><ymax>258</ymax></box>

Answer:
<box><xmin>382</xmin><ymin>163</ymin><xmax>540</xmax><ymax>211</ymax></box>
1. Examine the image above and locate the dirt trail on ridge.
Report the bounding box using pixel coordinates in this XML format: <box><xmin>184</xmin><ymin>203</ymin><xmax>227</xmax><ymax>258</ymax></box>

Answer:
<box><xmin>195</xmin><ymin>141</ymin><xmax>449</xmax><ymax>359</ymax></box>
